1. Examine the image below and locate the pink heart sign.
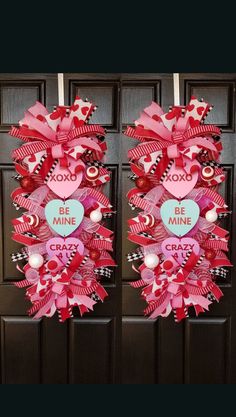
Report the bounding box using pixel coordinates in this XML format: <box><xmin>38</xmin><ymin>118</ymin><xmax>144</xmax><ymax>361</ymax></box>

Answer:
<box><xmin>161</xmin><ymin>237</ymin><xmax>200</xmax><ymax>264</ymax></box>
<box><xmin>46</xmin><ymin>161</ymin><xmax>83</xmax><ymax>198</ymax></box>
<box><xmin>162</xmin><ymin>159</ymin><xmax>200</xmax><ymax>198</ymax></box>
<box><xmin>46</xmin><ymin>237</ymin><xmax>84</xmax><ymax>265</ymax></box>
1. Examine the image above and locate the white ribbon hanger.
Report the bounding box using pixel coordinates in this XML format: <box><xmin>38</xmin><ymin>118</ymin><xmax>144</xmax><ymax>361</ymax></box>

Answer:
<box><xmin>173</xmin><ymin>73</ymin><xmax>180</xmax><ymax>106</ymax></box>
<box><xmin>57</xmin><ymin>73</ymin><xmax>65</xmax><ymax>106</ymax></box>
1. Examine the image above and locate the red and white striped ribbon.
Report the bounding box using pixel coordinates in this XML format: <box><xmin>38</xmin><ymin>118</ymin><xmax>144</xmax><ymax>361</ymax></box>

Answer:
<box><xmin>86</xmin><ymin>188</ymin><xmax>111</xmax><ymax>207</ymax></box>
<box><xmin>14</xmin><ymin>279</ymin><xmax>32</xmax><ymax>288</ymax></box>
<box><xmin>128</xmin><ymin>142</ymin><xmax>166</xmax><ymax>160</ymax></box>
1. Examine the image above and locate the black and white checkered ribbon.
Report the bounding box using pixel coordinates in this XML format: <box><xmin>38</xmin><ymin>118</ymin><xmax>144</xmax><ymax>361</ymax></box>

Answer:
<box><xmin>12</xmin><ymin>201</ymin><xmax>21</xmax><ymax>211</ymax></box>
<box><xmin>218</xmin><ymin>212</ymin><xmax>231</xmax><ymax>219</ymax></box>
<box><xmin>12</xmin><ymin>174</ymin><xmax>22</xmax><ymax>181</ymax></box>
<box><xmin>23</xmin><ymin>231</ymin><xmax>38</xmax><ymax>239</ymax></box>
<box><xmin>138</xmin><ymin>231</ymin><xmax>153</xmax><ymax>238</ymax></box>
<box><xmin>94</xmin><ymin>267</ymin><xmax>112</xmax><ymax>278</ymax></box>
<box><xmin>128</xmin><ymin>174</ymin><xmax>137</xmax><ymax>181</ymax></box>
<box><xmin>201</xmin><ymin>160</ymin><xmax>221</xmax><ymax>168</ymax></box>
<box><xmin>11</xmin><ymin>250</ymin><xmax>28</xmax><ymax>262</ymax></box>
<box><xmin>210</xmin><ymin>267</ymin><xmax>228</xmax><ymax>279</ymax></box>
<box><xmin>87</xmin><ymin>160</ymin><xmax>105</xmax><ymax>168</ymax></box>
<box><xmin>126</xmin><ymin>249</ymin><xmax>144</xmax><ymax>262</ymax></box>
<box><xmin>128</xmin><ymin>201</ymin><xmax>136</xmax><ymax>211</ymax></box>
<box><xmin>207</xmin><ymin>293</ymin><xmax>216</xmax><ymax>302</ymax></box>
<box><xmin>91</xmin><ymin>292</ymin><xmax>101</xmax><ymax>301</ymax></box>
<box><xmin>103</xmin><ymin>211</ymin><xmax>116</xmax><ymax>218</ymax></box>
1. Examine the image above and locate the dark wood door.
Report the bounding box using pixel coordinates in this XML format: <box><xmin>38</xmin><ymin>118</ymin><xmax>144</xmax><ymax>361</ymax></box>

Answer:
<box><xmin>122</xmin><ymin>73</ymin><xmax>236</xmax><ymax>384</ymax></box>
<box><xmin>0</xmin><ymin>73</ymin><xmax>121</xmax><ymax>384</ymax></box>
<box><xmin>1</xmin><ymin>73</ymin><xmax>236</xmax><ymax>384</ymax></box>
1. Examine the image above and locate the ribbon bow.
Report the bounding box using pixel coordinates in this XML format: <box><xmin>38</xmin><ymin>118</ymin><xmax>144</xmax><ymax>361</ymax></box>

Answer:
<box><xmin>126</xmin><ymin>96</ymin><xmax>222</xmax><ymax>169</ymax></box>
<box><xmin>143</xmin><ymin>250</ymin><xmax>215</xmax><ymax>320</ymax></box>
<box><xmin>9</xmin><ymin>97</ymin><xmax>106</xmax><ymax>169</ymax></box>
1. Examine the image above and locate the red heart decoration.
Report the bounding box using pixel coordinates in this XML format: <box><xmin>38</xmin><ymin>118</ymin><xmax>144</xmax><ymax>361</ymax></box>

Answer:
<box><xmin>81</xmin><ymin>106</ymin><xmax>89</xmax><ymax>115</ymax></box>
<box><xmin>73</xmin><ymin>116</ymin><xmax>84</xmax><ymax>128</ymax></box>
<box><xmin>36</xmin><ymin>114</ymin><xmax>45</xmax><ymax>122</ymax></box>
<box><xmin>186</xmin><ymin>104</ymin><xmax>194</xmax><ymax>112</ymax></box>
<box><xmin>71</xmin><ymin>104</ymin><xmax>79</xmax><ymax>112</ymax></box>
<box><xmin>144</xmin><ymin>154</ymin><xmax>152</xmax><ymax>162</ymax></box>
<box><xmin>165</xmin><ymin>110</ymin><xmax>176</xmax><ymax>120</ymax></box>
<box><xmin>152</xmin><ymin>114</ymin><xmax>160</xmax><ymax>121</ymax></box>
<box><xmin>189</xmin><ymin>163</ymin><xmax>200</xmax><ymax>173</ymax></box>
<box><xmin>57</xmin><ymin>272</ymin><xmax>70</xmax><ymax>284</ymax></box>
<box><xmin>50</xmin><ymin>110</ymin><xmax>61</xmax><ymax>120</ymax></box>
<box><xmin>172</xmin><ymin>272</ymin><xmax>185</xmax><ymax>283</ymax></box>
<box><xmin>197</xmin><ymin>106</ymin><xmax>205</xmax><ymax>115</ymax></box>
<box><xmin>28</xmin><ymin>154</ymin><xmax>36</xmax><ymax>162</ymax></box>
<box><xmin>189</xmin><ymin>116</ymin><xmax>200</xmax><ymax>128</ymax></box>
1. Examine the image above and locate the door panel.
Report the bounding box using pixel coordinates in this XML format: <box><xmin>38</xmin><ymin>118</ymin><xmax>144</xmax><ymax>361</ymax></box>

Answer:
<box><xmin>184</xmin><ymin>317</ymin><xmax>230</xmax><ymax>384</ymax></box>
<box><xmin>1</xmin><ymin>317</ymin><xmax>41</xmax><ymax>384</ymax></box>
<box><xmin>122</xmin><ymin>317</ymin><xmax>159</xmax><ymax>384</ymax></box>
<box><xmin>68</xmin><ymin>318</ymin><xmax>115</xmax><ymax>384</ymax></box>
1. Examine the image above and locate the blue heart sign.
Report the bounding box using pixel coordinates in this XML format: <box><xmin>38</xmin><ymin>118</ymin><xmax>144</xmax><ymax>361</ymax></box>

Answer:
<box><xmin>160</xmin><ymin>199</ymin><xmax>200</xmax><ymax>237</ymax></box>
<box><xmin>45</xmin><ymin>199</ymin><xmax>84</xmax><ymax>237</ymax></box>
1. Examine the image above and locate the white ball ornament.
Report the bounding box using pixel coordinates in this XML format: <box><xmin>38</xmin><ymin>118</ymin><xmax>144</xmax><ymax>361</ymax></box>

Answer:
<box><xmin>205</xmin><ymin>209</ymin><xmax>218</xmax><ymax>223</ymax></box>
<box><xmin>144</xmin><ymin>253</ymin><xmax>159</xmax><ymax>269</ymax></box>
<box><xmin>28</xmin><ymin>254</ymin><xmax>44</xmax><ymax>269</ymax></box>
<box><xmin>90</xmin><ymin>209</ymin><xmax>103</xmax><ymax>223</ymax></box>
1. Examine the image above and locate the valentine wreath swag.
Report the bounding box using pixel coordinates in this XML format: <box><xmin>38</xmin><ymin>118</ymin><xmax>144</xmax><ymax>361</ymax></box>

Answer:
<box><xmin>125</xmin><ymin>97</ymin><xmax>232</xmax><ymax>322</ymax></box>
<box><xmin>10</xmin><ymin>97</ymin><xmax>116</xmax><ymax>322</ymax></box>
